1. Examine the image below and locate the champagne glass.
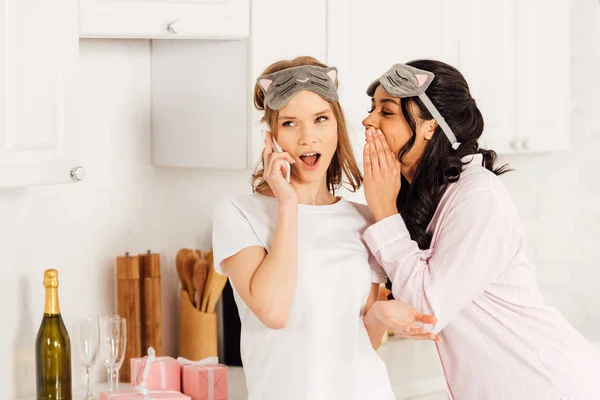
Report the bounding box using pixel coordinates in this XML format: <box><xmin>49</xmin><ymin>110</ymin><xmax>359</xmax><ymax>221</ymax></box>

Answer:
<box><xmin>77</xmin><ymin>316</ymin><xmax>100</xmax><ymax>399</ymax></box>
<box><xmin>100</xmin><ymin>315</ymin><xmax>127</xmax><ymax>391</ymax></box>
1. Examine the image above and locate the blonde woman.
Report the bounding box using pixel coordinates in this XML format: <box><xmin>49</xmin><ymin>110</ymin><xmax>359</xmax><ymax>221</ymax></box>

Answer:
<box><xmin>212</xmin><ymin>57</ymin><xmax>436</xmax><ymax>400</ymax></box>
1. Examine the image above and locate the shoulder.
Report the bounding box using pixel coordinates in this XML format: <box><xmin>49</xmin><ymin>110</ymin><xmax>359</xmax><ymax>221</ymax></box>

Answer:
<box><xmin>440</xmin><ymin>155</ymin><xmax>516</xmax><ymax>219</ymax></box>
<box><xmin>214</xmin><ymin>193</ymin><xmax>245</xmax><ymax>212</ymax></box>
<box><xmin>451</xmin><ymin>155</ymin><xmax>509</xmax><ymax>199</ymax></box>
<box><xmin>345</xmin><ymin>200</ymin><xmax>376</xmax><ymax>224</ymax></box>
<box><xmin>214</xmin><ymin>193</ymin><xmax>270</xmax><ymax>218</ymax></box>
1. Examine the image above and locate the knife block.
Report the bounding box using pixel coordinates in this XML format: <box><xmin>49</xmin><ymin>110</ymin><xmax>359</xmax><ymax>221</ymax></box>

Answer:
<box><xmin>179</xmin><ymin>288</ymin><xmax>218</xmax><ymax>360</ymax></box>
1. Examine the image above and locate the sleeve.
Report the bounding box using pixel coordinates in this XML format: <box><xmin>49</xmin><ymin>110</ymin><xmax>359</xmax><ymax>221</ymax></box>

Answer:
<box><xmin>368</xmin><ymin>250</ymin><xmax>388</xmax><ymax>284</ymax></box>
<box><xmin>212</xmin><ymin>197</ymin><xmax>264</xmax><ymax>276</ymax></box>
<box><xmin>363</xmin><ymin>187</ymin><xmax>509</xmax><ymax>334</ymax></box>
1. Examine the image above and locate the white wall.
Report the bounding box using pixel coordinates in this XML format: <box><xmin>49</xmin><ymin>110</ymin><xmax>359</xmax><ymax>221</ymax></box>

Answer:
<box><xmin>2</xmin><ymin>1</ymin><xmax>600</xmax><ymax>397</ymax></box>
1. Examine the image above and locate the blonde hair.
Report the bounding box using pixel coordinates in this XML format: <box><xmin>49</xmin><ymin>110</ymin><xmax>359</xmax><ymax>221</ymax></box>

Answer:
<box><xmin>251</xmin><ymin>56</ymin><xmax>362</xmax><ymax>194</ymax></box>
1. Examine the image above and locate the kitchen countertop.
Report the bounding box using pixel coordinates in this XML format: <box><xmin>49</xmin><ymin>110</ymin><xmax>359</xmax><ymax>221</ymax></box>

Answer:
<box><xmin>379</xmin><ymin>338</ymin><xmax>446</xmax><ymax>398</ymax></box>
<box><xmin>16</xmin><ymin>338</ymin><xmax>444</xmax><ymax>400</ymax></box>
<box><xmin>17</xmin><ymin>337</ymin><xmax>600</xmax><ymax>400</ymax></box>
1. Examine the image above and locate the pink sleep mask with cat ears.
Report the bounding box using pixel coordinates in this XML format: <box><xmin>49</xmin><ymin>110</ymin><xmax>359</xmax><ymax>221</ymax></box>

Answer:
<box><xmin>257</xmin><ymin>65</ymin><xmax>339</xmax><ymax>111</ymax></box>
<box><xmin>367</xmin><ymin>63</ymin><xmax>460</xmax><ymax>149</ymax></box>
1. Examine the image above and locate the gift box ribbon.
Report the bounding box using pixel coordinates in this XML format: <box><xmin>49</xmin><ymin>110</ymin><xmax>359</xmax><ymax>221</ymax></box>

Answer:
<box><xmin>134</xmin><ymin>347</ymin><xmax>171</xmax><ymax>391</ymax></box>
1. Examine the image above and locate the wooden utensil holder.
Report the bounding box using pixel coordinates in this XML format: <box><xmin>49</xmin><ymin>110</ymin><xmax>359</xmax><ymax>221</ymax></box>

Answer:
<box><xmin>179</xmin><ymin>288</ymin><xmax>218</xmax><ymax>360</ymax></box>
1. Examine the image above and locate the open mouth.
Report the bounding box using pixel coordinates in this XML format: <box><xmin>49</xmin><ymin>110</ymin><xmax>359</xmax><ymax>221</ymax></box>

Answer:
<box><xmin>299</xmin><ymin>152</ymin><xmax>321</xmax><ymax>169</ymax></box>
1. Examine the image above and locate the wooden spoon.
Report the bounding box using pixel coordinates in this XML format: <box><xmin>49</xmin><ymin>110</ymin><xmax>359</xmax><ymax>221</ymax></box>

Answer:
<box><xmin>193</xmin><ymin>258</ymin><xmax>208</xmax><ymax>310</ymax></box>
<box><xmin>182</xmin><ymin>252</ymin><xmax>198</xmax><ymax>306</ymax></box>
<box><xmin>206</xmin><ymin>272</ymin><xmax>228</xmax><ymax>313</ymax></box>
<box><xmin>201</xmin><ymin>249</ymin><xmax>228</xmax><ymax>313</ymax></box>
<box><xmin>205</xmin><ymin>249</ymin><xmax>214</xmax><ymax>269</ymax></box>
<box><xmin>175</xmin><ymin>248</ymin><xmax>190</xmax><ymax>292</ymax></box>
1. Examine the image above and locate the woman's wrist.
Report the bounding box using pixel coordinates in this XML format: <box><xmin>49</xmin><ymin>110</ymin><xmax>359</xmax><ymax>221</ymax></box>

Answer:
<box><xmin>365</xmin><ymin>301</ymin><xmax>385</xmax><ymax>327</ymax></box>
<box><xmin>278</xmin><ymin>199</ymin><xmax>298</xmax><ymax>215</ymax></box>
<box><xmin>373</xmin><ymin>207</ymin><xmax>399</xmax><ymax>222</ymax></box>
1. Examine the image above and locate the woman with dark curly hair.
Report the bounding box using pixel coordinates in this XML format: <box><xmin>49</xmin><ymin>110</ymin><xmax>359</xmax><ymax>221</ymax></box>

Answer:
<box><xmin>361</xmin><ymin>60</ymin><xmax>600</xmax><ymax>399</ymax></box>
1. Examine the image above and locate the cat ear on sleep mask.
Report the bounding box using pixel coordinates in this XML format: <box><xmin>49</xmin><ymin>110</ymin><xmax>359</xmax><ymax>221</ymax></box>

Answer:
<box><xmin>367</xmin><ymin>63</ymin><xmax>461</xmax><ymax>150</ymax></box>
<box><xmin>257</xmin><ymin>65</ymin><xmax>339</xmax><ymax>111</ymax></box>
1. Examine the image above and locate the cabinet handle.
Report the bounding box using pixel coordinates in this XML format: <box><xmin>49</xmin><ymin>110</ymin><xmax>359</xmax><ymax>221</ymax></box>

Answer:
<box><xmin>70</xmin><ymin>166</ymin><xmax>85</xmax><ymax>182</ymax></box>
<box><xmin>510</xmin><ymin>140</ymin><xmax>520</xmax><ymax>150</ymax></box>
<box><xmin>167</xmin><ymin>20</ymin><xmax>180</xmax><ymax>34</ymax></box>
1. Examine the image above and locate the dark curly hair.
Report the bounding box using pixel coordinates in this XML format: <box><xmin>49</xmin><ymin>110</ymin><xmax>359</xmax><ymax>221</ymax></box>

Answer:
<box><xmin>393</xmin><ymin>59</ymin><xmax>511</xmax><ymax>250</ymax></box>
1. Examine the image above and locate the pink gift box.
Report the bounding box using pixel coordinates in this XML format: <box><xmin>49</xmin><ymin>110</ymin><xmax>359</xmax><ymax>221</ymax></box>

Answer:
<box><xmin>131</xmin><ymin>354</ymin><xmax>181</xmax><ymax>391</ymax></box>
<box><xmin>100</xmin><ymin>390</ymin><xmax>190</xmax><ymax>400</ymax></box>
<box><xmin>181</xmin><ymin>364</ymin><xmax>228</xmax><ymax>400</ymax></box>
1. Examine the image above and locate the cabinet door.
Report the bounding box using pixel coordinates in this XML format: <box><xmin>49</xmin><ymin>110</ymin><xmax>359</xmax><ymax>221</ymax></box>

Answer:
<box><xmin>151</xmin><ymin>39</ymin><xmax>249</xmax><ymax>169</ymax></box>
<box><xmin>327</xmin><ymin>0</ymin><xmax>459</xmax><ymax>162</ymax></box>
<box><xmin>0</xmin><ymin>0</ymin><xmax>80</xmax><ymax>188</ymax></box>
<box><xmin>248</xmin><ymin>0</ymin><xmax>328</xmax><ymax>168</ymax></box>
<box><xmin>79</xmin><ymin>0</ymin><xmax>250</xmax><ymax>39</ymax></box>
<box><xmin>515</xmin><ymin>0</ymin><xmax>570</xmax><ymax>153</ymax></box>
<box><xmin>457</xmin><ymin>0</ymin><xmax>517</xmax><ymax>154</ymax></box>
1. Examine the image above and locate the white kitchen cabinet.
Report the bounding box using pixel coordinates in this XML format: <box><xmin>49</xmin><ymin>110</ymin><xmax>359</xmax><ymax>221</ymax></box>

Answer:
<box><xmin>326</xmin><ymin>0</ymin><xmax>460</xmax><ymax>161</ymax></box>
<box><xmin>514</xmin><ymin>0</ymin><xmax>571</xmax><ymax>154</ymax></box>
<box><xmin>152</xmin><ymin>0</ymin><xmax>571</xmax><ymax>170</ymax></box>
<box><xmin>151</xmin><ymin>39</ymin><xmax>249</xmax><ymax>169</ymax></box>
<box><xmin>0</xmin><ymin>0</ymin><xmax>81</xmax><ymax>188</ymax></box>
<box><xmin>79</xmin><ymin>0</ymin><xmax>250</xmax><ymax>39</ymax></box>
<box><xmin>327</xmin><ymin>0</ymin><xmax>571</xmax><ymax>157</ymax></box>
<box><xmin>151</xmin><ymin>0</ymin><xmax>327</xmax><ymax>169</ymax></box>
<box><xmin>460</xmin><ymin>0</ymin><xmax>570</xmax><ymax>155</ymax></box>
<box><xmin>457</xmin><ymin>0</ymin><xmax>517</xmax><ymax>155</ymax></box>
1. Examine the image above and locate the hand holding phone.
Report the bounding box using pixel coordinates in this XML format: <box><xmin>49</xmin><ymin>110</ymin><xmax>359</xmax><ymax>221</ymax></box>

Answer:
<box><xmin>272</xmin><ymin>137</ymin><xmax>291</xmax><ymax>183</ymax></box>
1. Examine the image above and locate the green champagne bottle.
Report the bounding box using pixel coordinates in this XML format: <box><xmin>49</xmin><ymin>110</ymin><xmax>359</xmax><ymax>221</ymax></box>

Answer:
<box><xmin>35</xmin><ymin>269</ymin><xmax>72</xmax><ymax>399</ymax></box>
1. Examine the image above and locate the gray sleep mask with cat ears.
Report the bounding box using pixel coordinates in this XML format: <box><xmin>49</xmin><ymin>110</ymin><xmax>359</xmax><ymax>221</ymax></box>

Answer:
<box><xmin>367</xmin><ymin>63</ymin><xmax>460</xmax><ymax>149</ymax></box>
<box><xmin>257</xmin><ymin>65</ymin><xmax>339</xmax><ymax>110</ymax></box>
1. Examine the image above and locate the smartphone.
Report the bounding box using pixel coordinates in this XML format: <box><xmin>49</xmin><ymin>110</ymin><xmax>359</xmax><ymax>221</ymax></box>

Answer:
<box><xmin>272</xmin><ymin>137</ymin><xmax>291</xmax><ymax>183</ymax></box>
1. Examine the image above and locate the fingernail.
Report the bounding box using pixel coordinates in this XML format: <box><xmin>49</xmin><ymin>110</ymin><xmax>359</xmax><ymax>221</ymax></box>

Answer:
<box><xmin>367</xmin><ymin>129</ymin><xmax>372</xmax><ymax>136</ymax></box>
<box><xmin>378</xmin><ymin>129</ymin><xmax>383</xmax><ymax>136</ymax></box>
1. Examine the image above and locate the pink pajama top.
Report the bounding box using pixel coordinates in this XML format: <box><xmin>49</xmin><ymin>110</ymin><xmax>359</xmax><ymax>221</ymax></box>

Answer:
<box><xmin>364</xmin><ymin>154</ymin><xmax>600</xmax><ymax>399</ymax></box>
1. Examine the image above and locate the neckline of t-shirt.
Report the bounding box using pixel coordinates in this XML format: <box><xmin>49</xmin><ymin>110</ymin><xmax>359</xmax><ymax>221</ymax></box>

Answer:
<box><xmin>254</xmin><ymin>193</ymin><xmax>346</xmax><ymax>211</ymax></box>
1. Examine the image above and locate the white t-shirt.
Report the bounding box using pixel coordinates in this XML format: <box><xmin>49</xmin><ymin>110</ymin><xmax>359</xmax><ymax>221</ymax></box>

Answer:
<box><xmin>212</xmin><ymin>193</ymin><xmax>394</xmax><ymax>400</ymax></box>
